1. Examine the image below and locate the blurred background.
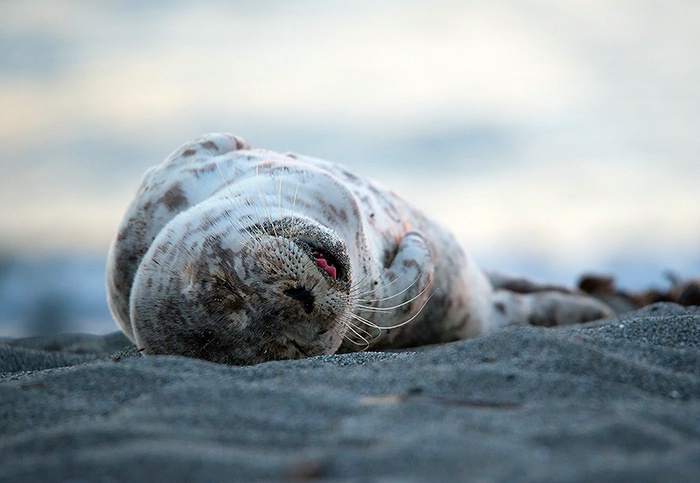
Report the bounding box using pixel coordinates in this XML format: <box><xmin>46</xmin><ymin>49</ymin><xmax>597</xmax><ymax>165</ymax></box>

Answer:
<box><xmin>1</xmin><ymin>0</ymin><xmax>699</xmax><ymax>337</ymax></box>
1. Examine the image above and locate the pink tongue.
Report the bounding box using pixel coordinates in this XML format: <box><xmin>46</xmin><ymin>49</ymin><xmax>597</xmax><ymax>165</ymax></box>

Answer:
<box><xmin>314</xmin><ymin>255</ymin><xmax>337</xmax><ymax>279</ymax></box>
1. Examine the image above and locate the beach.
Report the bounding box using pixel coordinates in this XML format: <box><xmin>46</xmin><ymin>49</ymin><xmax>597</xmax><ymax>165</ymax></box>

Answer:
<box><xmin>1</xmin><ymin>303</ymin><xmax>698</xmax><ymax>481</ymax></box>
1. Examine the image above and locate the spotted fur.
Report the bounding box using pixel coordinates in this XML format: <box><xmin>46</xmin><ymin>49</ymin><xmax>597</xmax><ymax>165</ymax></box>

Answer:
<box><xmin>106</xmin><ymin>133</ymin><xmax>613</xmax><ymax>365</ymax></box>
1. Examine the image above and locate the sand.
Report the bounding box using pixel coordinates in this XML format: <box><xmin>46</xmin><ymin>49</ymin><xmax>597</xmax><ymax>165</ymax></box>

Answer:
<box><xmin>1</xmin><ymin>303</ymin><xmax>699</xmax><ymax>481</ymax></box>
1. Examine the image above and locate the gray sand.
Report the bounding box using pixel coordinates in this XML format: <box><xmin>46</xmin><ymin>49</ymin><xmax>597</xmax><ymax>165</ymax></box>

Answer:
<box><xmin>1</xmin><ymin>303</ymin><xmax>699</xmax><ymax>482</ymax></box>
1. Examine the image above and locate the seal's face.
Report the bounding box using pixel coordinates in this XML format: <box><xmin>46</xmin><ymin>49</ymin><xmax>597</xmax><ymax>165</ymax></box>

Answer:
<box><xmin>130</xmin><ymin>215</ymin><xmax>354</xmax><ymax>365</ymax></box>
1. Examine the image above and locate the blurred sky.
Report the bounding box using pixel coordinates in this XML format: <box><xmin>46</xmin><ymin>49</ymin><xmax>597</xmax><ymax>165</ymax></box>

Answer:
<box><xmin>1</xmin><ymin>0</ymin><xmax>699</xmax><ymax>290</ymax></box>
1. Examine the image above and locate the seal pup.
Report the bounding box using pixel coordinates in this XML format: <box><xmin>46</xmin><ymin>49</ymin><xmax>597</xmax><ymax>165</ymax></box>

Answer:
<box><xmin>106</xmin><ymin>133</ymin><xmax>613</xmax><ymax>365</ymax></box>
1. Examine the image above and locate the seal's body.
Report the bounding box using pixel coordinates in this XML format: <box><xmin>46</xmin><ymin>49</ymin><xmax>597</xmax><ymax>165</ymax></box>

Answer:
<box><xmin>107</xmin><ymin>133</ymin><xmax>612</xmax><ymax>365</ymax></box>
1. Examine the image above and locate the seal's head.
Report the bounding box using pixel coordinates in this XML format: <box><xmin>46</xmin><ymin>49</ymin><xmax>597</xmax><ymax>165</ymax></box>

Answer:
<box><xmin>129</xmin><ymin>206</ymin><xmax>353</xmax><ymax>365</ymax></box>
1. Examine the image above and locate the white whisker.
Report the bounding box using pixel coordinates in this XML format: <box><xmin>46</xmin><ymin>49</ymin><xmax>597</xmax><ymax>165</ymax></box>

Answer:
<box><xmin>278</xmin><ymin>168</ymin><xmax>285</xmax><ymax>238</ymax></box>
<box><xmin>351</xmin><ymin>266</ymin><xmax>411</xmax><ymax>299</ymax></box>
<box><xmin>340</xmin><ymin>317</ymin><xmax>374</xmax><ymax>348</ymax></box>
<box><xmin>355</xmin><ymin>282</ymin><xmax>432</xmax><ymax>313</ymax></box>
<box><xmin>348</xmin><ymin>312</ymin><xmax>383</xmax><ymax>332</ymax></box>
<box><xmin>356</xmin><ymin>271</ymin><xmax>422</xmax><ymax>304</ymax></box>
<box><xmin>255</xmin><ymin>163</ymin><xmax>278</xmax><ymax>238</ymax></box>
<box><xmin>202</xmin><ymin>147</ymin><xmax>267</xmax><ymax>249</ymax></box>
<box><xmin>351</xmin><ymin>287</ymin><xmax>437</xmax><ymax>331</ymax></box>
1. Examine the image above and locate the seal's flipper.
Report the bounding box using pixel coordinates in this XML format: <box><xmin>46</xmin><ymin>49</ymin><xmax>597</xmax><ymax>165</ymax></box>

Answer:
<box><xmin>485</xmin><ymin>271</ymin><xmax>573</xmax><ymax>294</ymax></box>
<box><xmin>490</xmin><ymin>289</ymin><xmax>614</xmax><ymax>328</ymax></box>
<box><xmin>356</xmin><ymin>231</ymin><xmax>435</xmax><ymax>334</ymax></box>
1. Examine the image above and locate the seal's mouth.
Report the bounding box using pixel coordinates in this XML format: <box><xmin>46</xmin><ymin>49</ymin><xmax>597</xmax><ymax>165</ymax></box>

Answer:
<box><xmin>247</xmin><ymin>217</ymin><xmax>349</xmax><ymax>283</ymax></box>
<box><xmin>292</xmin><ymin>238</ymin><xmax>345</xmax><ymax>282</ymax></box>
<box><xmin>313</xmin><ymin>250</ymin><xmax>337</xmax><ymax>280</ymax></box>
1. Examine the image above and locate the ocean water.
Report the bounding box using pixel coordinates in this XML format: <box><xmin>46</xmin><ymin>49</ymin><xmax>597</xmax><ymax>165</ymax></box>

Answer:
<box><xmin>1</xmin><ymin>1</ymin><xmax>698</xmax><ymax>336</ymax></box>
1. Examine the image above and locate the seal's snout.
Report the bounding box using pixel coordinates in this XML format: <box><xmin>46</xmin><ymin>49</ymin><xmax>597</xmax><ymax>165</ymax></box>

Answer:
<box><xmin>284</xmin><ymin>286</ymin><xmax>316</xmax><ymax>314</ymax></box>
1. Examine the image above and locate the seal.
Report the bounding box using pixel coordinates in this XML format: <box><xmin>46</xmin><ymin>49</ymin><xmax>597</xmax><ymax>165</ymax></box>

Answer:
<box><xmin>106</xmin><ymin>133</ymin><xmax>613</xmax><ymax>365</ymax></box>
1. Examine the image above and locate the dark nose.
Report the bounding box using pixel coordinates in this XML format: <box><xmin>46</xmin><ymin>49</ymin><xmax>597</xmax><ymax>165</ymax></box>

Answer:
<box><xmin>283</xmin><ymin>287</ymin><xmax>315</xmax><ymax>314</ymax></box>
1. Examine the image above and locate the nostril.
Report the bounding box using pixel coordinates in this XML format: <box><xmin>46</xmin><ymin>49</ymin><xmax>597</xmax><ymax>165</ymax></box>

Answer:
<box><xmin>283</xmin><ymin>287</ymin><xmax>315</xmax><ymax>314</ymax></box>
